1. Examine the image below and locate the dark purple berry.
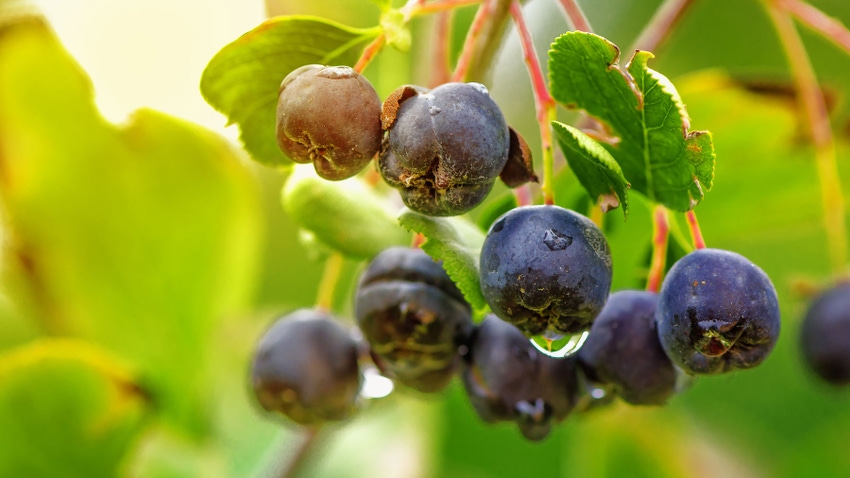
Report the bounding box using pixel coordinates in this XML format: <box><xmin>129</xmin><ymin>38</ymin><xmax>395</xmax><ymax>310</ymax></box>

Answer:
<box><xmin>379</xmin><ymin>82</ymin><xmax>510</xmax><ymax>216</ymax></box>
<box><xmin>275</xmin><ymin>64</ymin><xmax>381</xmax><ymax>180</ymax></box>
<box><xmin>355</xmin><ymin>247</ymin><xmax>472</xmax><ymax>393</ymax></box>
<box><xmin>251</xmin><ymin>309</ymin><xmax>361</xmax><ymax>425</ymax></box>
<box><xmin>577</xmin><ymin>290</ymin><xmax>677</xmax><ymax>405</ymax></box>
<box><xmin>479</xmin><ymin>205</ymin><xmax>613</xmax><ymax>337</ymax></box>
<box><xmin>800</xmin><ymin>283</ymin><xmax>850</xmax><ymax>385</ymax></box>
<box><xmin>655</xmin><ymin>248</ymin><xmax>780</xmax><ymax>375</ymax></box>
<box><xmin>461</xmin><ymin>315</ymin><xmax>579</xmax><ymax>441</ymax></box>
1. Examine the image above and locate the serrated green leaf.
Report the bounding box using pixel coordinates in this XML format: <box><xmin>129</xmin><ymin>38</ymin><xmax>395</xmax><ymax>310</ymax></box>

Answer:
<box><xmin>551</xmin><ymin>121</ymin><xmax>630</xmax><ymax>218</ymax></box>
<box><xmin>0</xmin><ymin>17</ymin><xmax>262</xmax><ymax>437</ymax></box>
<box><xmin>200</xmin><ymin>16</ymin><xmax>381</xmax><ymax>166</ymax></box>
<box><xmin>548</xmin><ymin>32</ymin><xmax>715</xmax><ymax>211</ymax></box>
<box><xmin>0</xmin><ymin>339</ymin><xmax>148</xmax><ymax>477</ymax></box>
<box><xmin>281</xmin><ymin>166</ymin><xmax>411</xmax><ymax>259</ymax></box>
<box><xmin>397</xmin><ymin>209</ymin><xmax>488</xmax><ymax>318</ymax></box>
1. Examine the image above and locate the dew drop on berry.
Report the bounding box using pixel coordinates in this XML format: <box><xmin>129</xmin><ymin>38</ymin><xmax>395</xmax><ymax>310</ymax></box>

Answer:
<box><xmin>530</xmin><ymin>330</ymin><xmax>589</xmax><ymax>358</ymax></box>
<box><xmin>359</xmin><ymin>367</ymin><xmax>394</xmax><ymax>399</ymax></box>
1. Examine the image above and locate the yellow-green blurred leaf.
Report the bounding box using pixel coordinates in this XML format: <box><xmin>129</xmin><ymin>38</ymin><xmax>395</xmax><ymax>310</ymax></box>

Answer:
<box><xmin>0</xmin><ymin>15</ymin><xmax>262</xmax><ymax>437</ymax></box>
<box><xmin>0</xmin><ymin>339</ymin><xmax>148</xmax><ymax>478</ymax></box>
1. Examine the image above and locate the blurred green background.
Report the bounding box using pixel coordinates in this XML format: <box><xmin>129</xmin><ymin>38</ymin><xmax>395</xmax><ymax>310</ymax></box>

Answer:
<box><xmin>1</xmin><ymin>0</ymin><xmax>850</xmax><ymax>476</ymax></box>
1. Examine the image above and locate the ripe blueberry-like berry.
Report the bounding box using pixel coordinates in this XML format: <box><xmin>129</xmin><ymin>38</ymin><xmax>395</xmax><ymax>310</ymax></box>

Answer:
<box><xmin>379</xmin><ymin>82</ymin><xmax>510</xmax><ymax>216</ymax></box>
<box><xmin>479</xmin><ymin>205</ymin><xmax>613</xmax><ymax>337</ymax></box>
<box><xmin>461</xmin><ymin>315</ymin><xmax>579</xmax><ymax>441</ymax></box>
<box><xmin>800</xmin><ymin>283</ymin><xmax>850</xmax><ymax>385</ymax></box>
<box><xmin>355</xmin><ymin>247</ymin><xmax>472</xmax><ymax>393</ymax></box>
<box><xmin>655</xmin><ymin>248</ymin><xmax>780</xmax><ymax>375</ymax></box>
<box><xmin>577</xmin><ymin>290</ymin><xmax>677</xmax><ymax>405</ymax></box>
<box><xmin>251</xmin><ymin>309</ymin><xmax>361</xmax><ymax>425</ymax></box>
<box><xmin>275</xmin><ymin>64</ymin><xmax>382</xmax><ymax>180</ymax></box>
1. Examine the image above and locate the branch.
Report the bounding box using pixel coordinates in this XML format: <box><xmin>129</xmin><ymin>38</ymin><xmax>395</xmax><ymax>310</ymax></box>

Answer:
<box><xmin>647</xmin><ymin>206</ymin><xmax>670</xmax><ymax>293</ymax></box>
<box><xmin>630</xmin><ymin>0</ymin><xmax>697</xmax><ymax>53</ymax></box>
<box><xmin>766</xmin><ymin>3</ymin><xmax>848</xmax><ymax>275</ymax></box>
<box><xmin>556</xmin><ymin>0</ymin><xmax>592</xmax><ymax>32</ymax></box>
<box><xmin>685</xmin><ymin>210</ymin><xmax>706</xmax><ymax>250</ymax></box>
<box><xmin>509</xmin><ymin>0</ymin><xmax>557</xmax><ymax>205</ymax></box>
<box><xmin>776</xmin><ymin>0</ymin><xmax>850</xmax><ymax>56</ymax></box>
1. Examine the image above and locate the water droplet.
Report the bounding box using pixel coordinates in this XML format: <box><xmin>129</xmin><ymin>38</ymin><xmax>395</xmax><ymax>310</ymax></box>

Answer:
<box><xmin>530</xmin><ymin>330</ymin><xmax>589</xmax><ymax>358</ymax></box>
<box><xmin>359</xmin><ymin>367</ymin><xmax>394</xmax><ymax>399</ymax></box>
<box><xmin>429</xmin><ymin>106</ymin><xmax>441</xmax><ymax>116</ymax></box>
<box><xmin>590</xmin><ymin>387</ymin><xmax>606</xmax><ymax>399</ymax></box>
<box><xmin>542</xmin><ymin>229</ymin><xmax>571</xmax><ymax>251</ymax></box>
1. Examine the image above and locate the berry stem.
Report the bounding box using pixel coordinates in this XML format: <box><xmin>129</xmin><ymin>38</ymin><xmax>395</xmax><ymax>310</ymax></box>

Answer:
<box><xmin>766</xmin><ymin>3</ymin><xmax>848</xmax><ymax>276</ymax></box>
<box><xmin>556</xmin><ymin>0</ymin><xmax>593</xmax><ymax>32</ymax></box>
<box><xmin>514</xmin><ymin>183</ymin><xmax>533</xmax><ymax>207</ymax></box>
<box><xmin>630</xmin><ymin>0</ymin><xmax>696</xmax><ymax>52</ymax></box>
<box><xmin>315</xmin><ymin>253</ymin><xmax>345</xmax><ymax>311</ymax></box>
<box><xmin>775</xmin><ymin>0</ymin><xmax>850</xmax><ymax>55</ymax></box>
<box><xmin>509</xmin><ymin>0</ymin><xmax>558</xmax><ymax>206</ymax></box>
<box><xmin>451</xmin><ymin>0</ymin><xmax>494</xmax><ymax>82</ymax></box>
<box><xmin>685</xmin><ymin>210</ymin><xmax>706</xmax><ymax>250</ymax></box>
<box><xmin>647</xmin><ymin>205</ymin><xmax>670</xmax><ymax>293</ymax></box>
<box><xmin>353</xmin><ymin>34</ymin><xmax>386</xmax><ymax>73</ymax></box>
<box><xmin>278</xmin><ymin>426</ymin><xmax>322</xmax><ymax>478</ymax></box>
<box><xmin>430</xmin><ymin>10</ymin><xmax>454</xmax><ymax>87</ymax></box>
<box><xmin>410</xmin><ymin>0</ymin><xmax>482</xmax><ymax>16</ymax></box>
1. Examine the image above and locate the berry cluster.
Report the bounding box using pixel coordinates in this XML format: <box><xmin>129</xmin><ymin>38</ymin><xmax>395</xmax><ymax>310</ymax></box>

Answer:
<box><xmin>275</xmin><ymin>65</ymin><xmax>533</xmax><ymax>215</ymax></box>
<box><xmin>253</xmin><ymin>64</ymin><xmax>784</xmax><ymax>441</ymax></box>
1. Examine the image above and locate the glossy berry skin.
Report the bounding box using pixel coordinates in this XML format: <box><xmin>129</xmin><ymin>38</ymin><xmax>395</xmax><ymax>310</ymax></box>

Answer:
<box><xmin>655</xmin><ymin>248</ymin><xmax>780</xmax><ymax>375</ymax></box>
<box><xmin>479</xmin><ymin>205</ymin><xmax>613</xmax><ymax>337</ymax></box>
<box><xmin>355</xmin><ymin>247</ymin><xmax>472</xmax><ymax>393</ymax></box>
<box><xmin>461</xmin><ymin>315</ymin><xmax>579</xmax><ymax>441</ymax></box>
<box><xmin>800</xmin><ymin>283</ymin><xmax>850</xmax><ymax>385</ymax></box>
<box><xmin>577</xmin><ymin>290</ymin><xmax>677</xmax><ymax>405</ymax></box>
<box><xmin>379</xmin><ymin>82</ymin><xmax>509</xmax><ymax>216</ymax></box>
<box><xmin>251</xmin><ymin>309</ymin><xmax>361</xmax><ymax>425</ymax></box>
<box><xmin>276</xmin><ymin>64</ymin><xmax>382</xmax><ymax>180</ymax></box>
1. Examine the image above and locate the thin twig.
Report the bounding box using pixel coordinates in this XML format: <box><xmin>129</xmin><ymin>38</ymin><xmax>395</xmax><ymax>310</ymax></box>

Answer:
<box><xmin>410</xmin><ymin>0</ymin><xmax>481</xmax><ymax>16</ymax></box>
<box><xmin>278</xmin><ymin>427</ymin><xmax>322</xmax><ymax>478</ymax></box>
<box><xmin>556</xmin><ymin>0</ymin><xmax>592</xmax><ymax>32</ymax></box>
<box><xmin>630</xmin><ymin>0</ymin><xmax>697</xmax><ymax>53</ymax></box>
<box><xmin>430</xmin><ymin>9</ymin><xmax>454</xmax><ymax>87</ymax></box>
<box><xmin>647</xmin><ymin>206</ymin><xmax>670</xmax><ymax>293</ymax></box>
<box><xmin>766</xmin><ymin>3</ymin><xmax>848</xmax><ymax>275</ymax></box>
<box><xmin>685</xmin><ymin>210</ymin><xmax>706</xmax><ymax>250</ymax></box>
<box><xmin>451</xmin><ymin>0</ymin><xmax>494</xmax><ymax>81</ymax></box>
<box><xmin>353</xmin><ymin>34</ymin><xmax>386</xmax><ymax>73</ymax></box>
<box><xmin>776</xmin><ymin>0</ymin><xmax>850</xmax><ymax>55</ymax></box>
<box><xmin>315</xmin><ymin>253</ymin><xmax>345</xmax><ymax>311</ymax></box>
<box><xmin>509</xmin><ymin>0</ymin><xmax>557</xmax><ymax>205</ymax></box>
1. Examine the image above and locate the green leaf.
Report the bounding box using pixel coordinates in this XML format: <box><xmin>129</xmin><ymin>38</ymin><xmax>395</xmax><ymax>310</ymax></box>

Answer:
<box><xmin>281</xmin><ymin>165</ymin><xmax>411</xmax><ymax>259</ymax></box>
<box><xmin>397</xmin><ymin>209</ymin><xmax>488</xmax><ymax>318</ymax></box>
<box><xmin>551</xmin><ymin>121</ymin><xmax>630</xmax><ymax>218</ymax></box>
<box><xmin>0</xmin><ymin>339</ymin><xmax>148</xmax><ymax>477</ymax></box>
<box><xmin>548</xmin><ymin>32</ymin><xmax>715</xmax><ymax>212</ymax></box>
<box><xmin>200</xmin><ymin>16</ymin><xmax>381</xmax><ymax>166</ymax></box>
<box><xmin>0</xmin><ymin>17</ymin><xmax>262</xmax><ymax>437</ymax></box>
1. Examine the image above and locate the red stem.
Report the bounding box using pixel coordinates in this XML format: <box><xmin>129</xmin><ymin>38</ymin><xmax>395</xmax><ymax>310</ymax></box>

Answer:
<box><xmin>513</xmin><ymin>183</ymin><xmax>533</xmax><ymax>207</ymax></box>
<box><xmin>776</xmin><ymin>0</ymin><xmax>850</xmax><ymax>55</ymax></box>
<box><xmin>767</xmin><ymin>3</ymin><xmax>847</xmax><ymax>275</ymax></box>
<box><xmin>412</xmin><ymin>0</ymin><xmax>481</xmax><ymax>16</ymax></box>
<box><xmin>630</xmin><ymin>0</ymin><xmax>696</xmax><ymax>53</ymax></box>
<box><xmin>556</xmin><ymin>0</ymin><xmax>593</xmax><ymax>32</ymax></box>
<box><xmin>451</xmin><ymin>0</ymin><xmax>493</xmax><ymax>82</ymax></box>
<box><xmin>430</xmin><ymin>10</ymin><xmax>454</xmax><ymax>87</ymax></box>
<box><xmin>647</xmin><ymin>206</ymin><xmax>669</xmax><ymax>293</ymax></box>
<box><xmin>685</xmin><ymin>210</ymin><xmax>706</xmax><ymax>250</ymax></box>
<box><xmin>509</xmin><ymin>0</ymin><xmax>557</xmax><ymax>205</ymax></box>
<box><xmin>353</xmin><ymin>34</ymin><xmax>386</xmax><ymax>73</ymax></box>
